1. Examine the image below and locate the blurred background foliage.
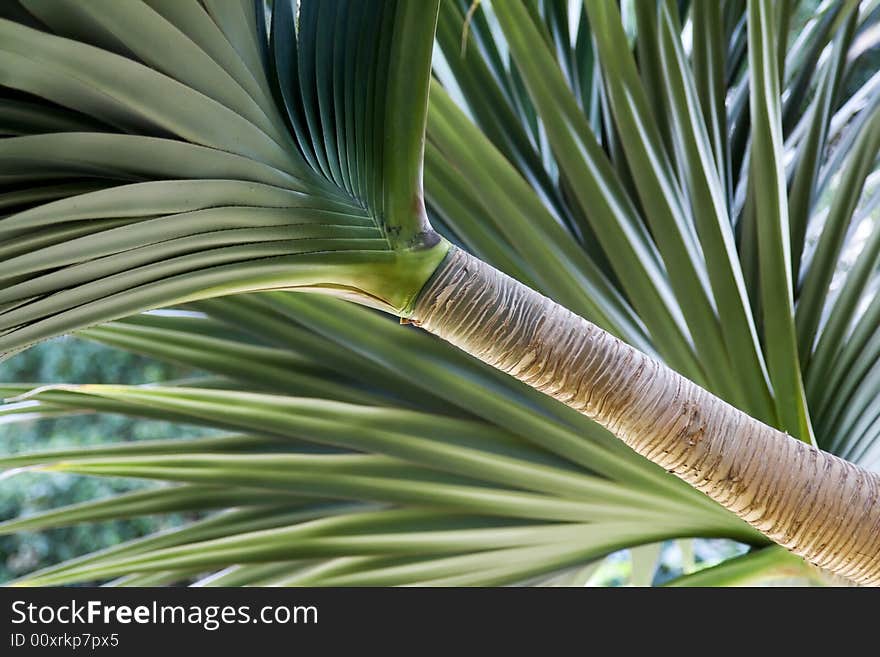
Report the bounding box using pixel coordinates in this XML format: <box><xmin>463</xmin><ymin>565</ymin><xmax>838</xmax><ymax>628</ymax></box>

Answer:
<box><xmin>0</xmin><ymin>337</ymin><xmax>206</xmax><ymax>582</ymax></box>
<box><xmin>1</xmin><ymin>0</ymin><xmax>876</xmax><ymax>586</ymax></box>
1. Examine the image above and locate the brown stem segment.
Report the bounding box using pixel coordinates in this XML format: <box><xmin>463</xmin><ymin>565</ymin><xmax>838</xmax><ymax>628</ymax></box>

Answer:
<box><xmin>412</xmin><ymin>248</ymin><xmax>880</xmax><ymax>585</ymax></box>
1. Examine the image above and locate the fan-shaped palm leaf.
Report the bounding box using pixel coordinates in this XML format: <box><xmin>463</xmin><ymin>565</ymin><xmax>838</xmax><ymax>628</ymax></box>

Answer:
<box><xmin>2</xmin><ymin>0</ymin><xmax>880</xmax><ymax>586</ymax></box>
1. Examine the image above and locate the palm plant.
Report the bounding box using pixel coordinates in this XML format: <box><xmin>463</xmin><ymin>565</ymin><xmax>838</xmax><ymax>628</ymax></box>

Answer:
<box><xmin>1</xmin><ymin>0</ymin><xmax>879</xmax><ymax>586</ymax></box>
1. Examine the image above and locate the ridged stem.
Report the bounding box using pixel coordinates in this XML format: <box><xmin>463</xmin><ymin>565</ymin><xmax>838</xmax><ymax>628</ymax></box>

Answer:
<box><xmin>412</xmin><ymin>248</ymin><xmax>880</xmax><ymax>585</ymax></box>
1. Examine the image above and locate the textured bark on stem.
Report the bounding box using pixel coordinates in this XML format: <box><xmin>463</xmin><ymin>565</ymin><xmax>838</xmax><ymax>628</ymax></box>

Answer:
<box><xmin>412</xmin><ymin>248</ymin><xmax>880</xmax><ymax>585</ymax></box>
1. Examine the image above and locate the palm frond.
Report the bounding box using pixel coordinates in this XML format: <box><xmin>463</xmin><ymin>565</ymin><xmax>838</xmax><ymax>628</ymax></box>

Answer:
<box><xmin>0</xmin><ymin>0</ymin><xmax>446</xmax><ymax>360</ymax></box>
<box><xmin>2</xmin><ymin>0</ymin><xmax>880</xmax><ymax>585</ymax></box>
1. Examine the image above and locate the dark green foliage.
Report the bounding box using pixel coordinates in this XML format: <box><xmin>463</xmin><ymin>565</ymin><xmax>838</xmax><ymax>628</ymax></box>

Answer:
<box><xmin>0</xmin><ymin>338</ymin><xmax>201</xmax><ymax>582</ymax></box>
